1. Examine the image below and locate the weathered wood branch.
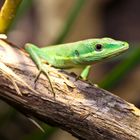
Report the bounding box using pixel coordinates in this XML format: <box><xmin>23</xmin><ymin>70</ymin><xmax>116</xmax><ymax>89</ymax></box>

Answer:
<box><xmin>0</xmin><ymin>39</ymin><xmax>140</xmax><ymax>140</ymax></box>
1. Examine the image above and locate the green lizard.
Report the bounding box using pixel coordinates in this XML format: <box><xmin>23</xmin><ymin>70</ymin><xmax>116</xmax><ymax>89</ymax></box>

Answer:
<box><xmin>25</xmin><ymin>38</ymin><xmax>129</xmax><ymax>95</ymax></box>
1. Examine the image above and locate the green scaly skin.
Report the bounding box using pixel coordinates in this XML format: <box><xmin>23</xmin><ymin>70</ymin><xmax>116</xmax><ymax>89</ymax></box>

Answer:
<box><xmin>25</xmin><ymin>38</ymin><xmax>129</xmax><ymax>95</ymax></box>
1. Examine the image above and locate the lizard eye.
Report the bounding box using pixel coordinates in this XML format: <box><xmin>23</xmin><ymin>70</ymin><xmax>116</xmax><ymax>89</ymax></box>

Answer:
<box><xmin>95</xmin><ymin>44</ymin><xmax>103</xmax><ymax>51</ymax></box>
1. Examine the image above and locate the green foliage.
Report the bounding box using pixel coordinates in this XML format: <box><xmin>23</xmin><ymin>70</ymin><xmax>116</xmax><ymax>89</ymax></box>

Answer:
<box><xmin>54</xmin><ymin>0</ymin><xmax>86</xmax><ymax>44</ymax></box>
<box><xmin>10</xmin><ymin>0</ymin><xmax>33</xmax><ymax>30</ymax></box>
<box><xmin>99</xmin><ymin>46</ymin><xmax>140</xmax><ymax>89</ymax></box>
<box><xmin>22</xmin><ymin>124</ymin><xmax>57</xmax><ymax>140</ymax></box>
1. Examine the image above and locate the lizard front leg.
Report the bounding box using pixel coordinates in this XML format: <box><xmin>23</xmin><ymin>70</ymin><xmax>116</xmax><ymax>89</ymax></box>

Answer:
<box><xmin>80</xmin><ymin>65</ymin><xmax>91</xmax><ymax>80</ymax></box>
<box><xmin>25</xmin><ymin>44</ymin><xmax>55</xmax><ymax>97</ymax></box>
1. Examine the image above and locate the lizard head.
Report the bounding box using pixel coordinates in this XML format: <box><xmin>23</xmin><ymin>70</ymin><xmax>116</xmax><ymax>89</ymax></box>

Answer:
<box><xmin>84</xmin><ymin>37</ymin><xmax>129</xmax><ymax>62</ymax></box>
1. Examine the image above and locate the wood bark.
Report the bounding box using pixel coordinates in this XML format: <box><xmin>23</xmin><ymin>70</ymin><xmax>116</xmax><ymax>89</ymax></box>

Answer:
<box><xmin>0</xmin><ymin>39</ymin><xmax>140</xmax><ymax>140</ymax></box>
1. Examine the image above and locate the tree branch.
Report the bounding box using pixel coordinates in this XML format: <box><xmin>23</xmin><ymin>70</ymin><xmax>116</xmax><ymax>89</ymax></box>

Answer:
<box><xmin>0</xmin><ymin>39</ymin><xmax>140</xmax><ymax>140</ymax></box>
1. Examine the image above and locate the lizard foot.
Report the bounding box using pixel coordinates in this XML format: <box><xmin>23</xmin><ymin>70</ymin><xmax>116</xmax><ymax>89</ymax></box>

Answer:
<box><xmin>34</xmin><ymin>65</ymin><xmax>56</xmax><ymax>97</ymax></box>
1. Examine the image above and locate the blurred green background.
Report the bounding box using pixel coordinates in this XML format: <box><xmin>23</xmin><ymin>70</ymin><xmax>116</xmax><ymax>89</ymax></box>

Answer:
<box><xmin>0</xmin><ymin>0</ymin><xmax>140</xmax><ymax>140</ymax></box>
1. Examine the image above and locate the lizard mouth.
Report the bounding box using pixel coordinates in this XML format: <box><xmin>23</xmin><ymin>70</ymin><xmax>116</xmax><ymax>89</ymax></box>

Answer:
<box><xmin>104</xmin><ymin>43</ymin><xmax>129</xmax><ymax>59</ymax></box>
<box><xmin>104</xmin><ymin>49</ymin><xmax>127</xmax><ymax>59</ymax></box>
<box><xmin>110</xmin><ymin>49</ymin><xmax>127</xmax><ymax>57</ymax></box>
<box><xmin>96</xmin><ymin>45</ymin><xmax>129</xmax><ymax>62</ymax></box>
